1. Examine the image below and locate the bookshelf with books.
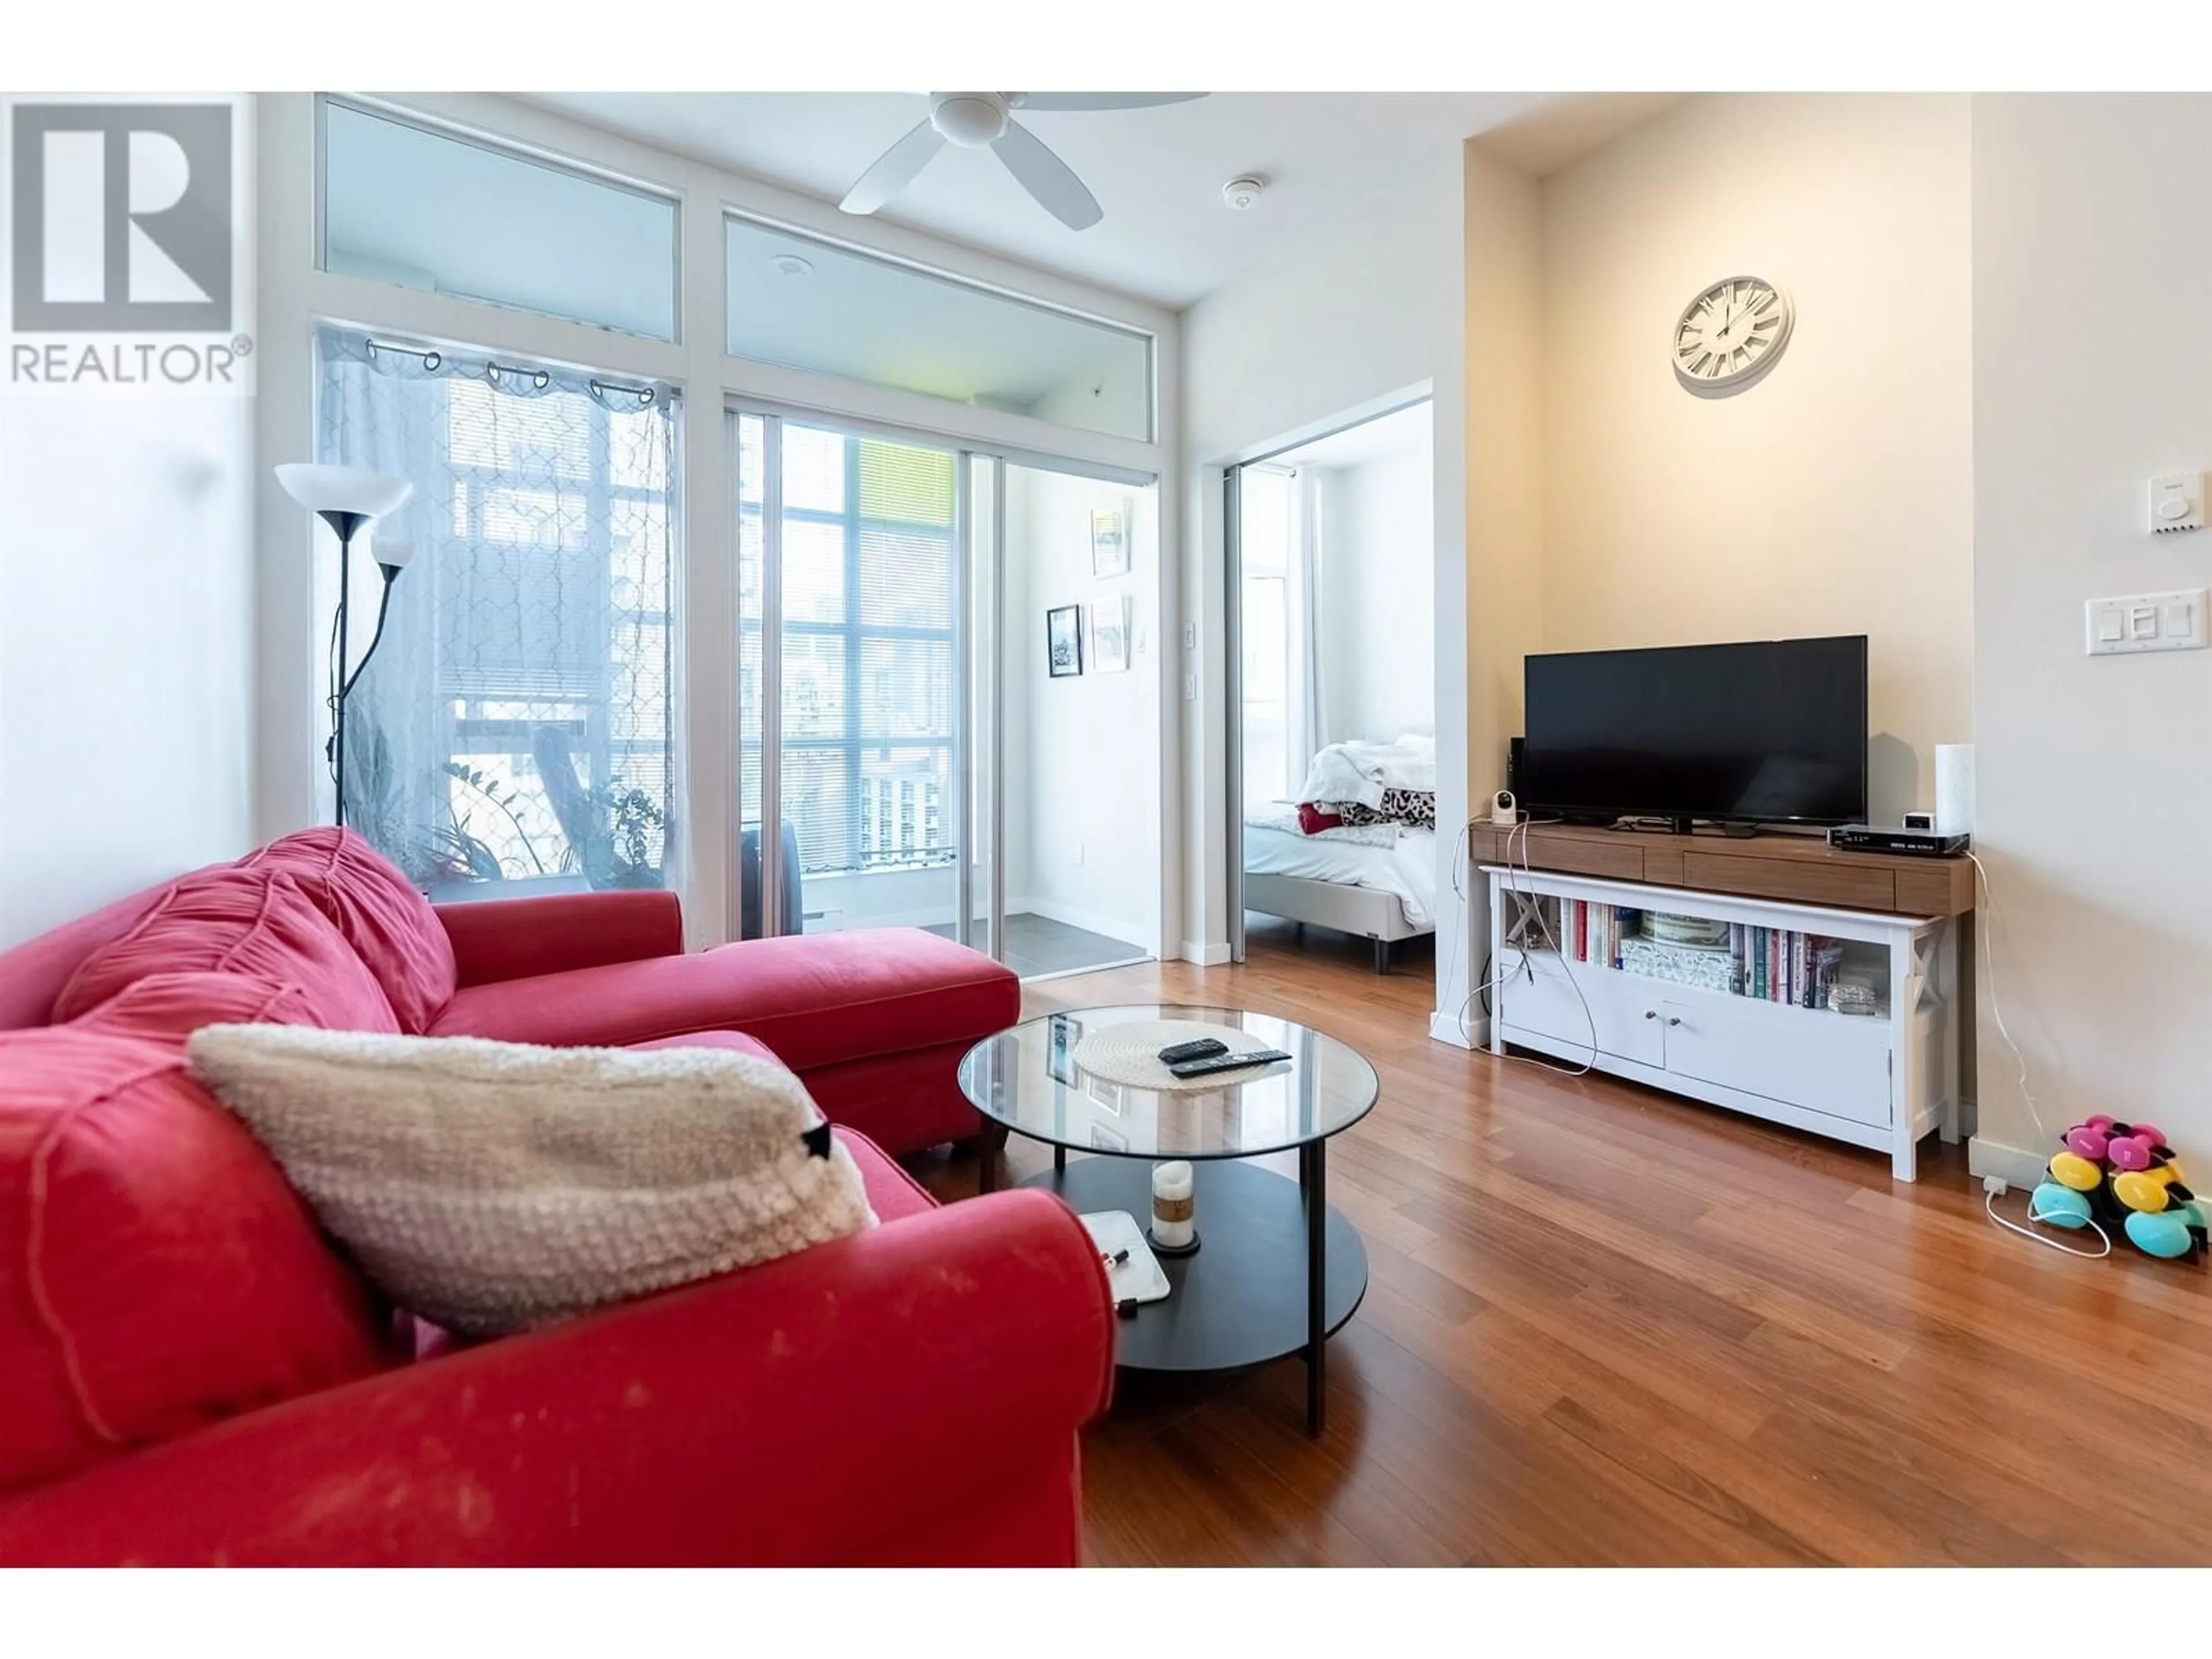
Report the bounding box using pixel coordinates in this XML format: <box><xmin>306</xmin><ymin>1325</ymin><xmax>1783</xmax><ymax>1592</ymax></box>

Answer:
<box><xmin>1482</xmin><ymin>864</ymin><xmax>1959</xmax><ymax>1181</ymax></box>
<box><xmin>1498</xmin><ymin>896</ymin><xmax>1890</xmax><ymax>1019</ymax></box>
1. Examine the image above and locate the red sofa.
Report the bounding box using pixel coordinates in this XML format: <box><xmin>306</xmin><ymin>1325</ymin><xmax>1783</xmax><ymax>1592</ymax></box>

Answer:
<box><xmin>0</xmin><ymin>830</ymin><xmax>1112</xmax><ymax>1565</ymax></box>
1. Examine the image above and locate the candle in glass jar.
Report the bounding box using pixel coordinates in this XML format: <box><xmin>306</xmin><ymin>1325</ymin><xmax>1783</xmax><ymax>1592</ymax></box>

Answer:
<box><xmin>1151</xmin><ymin>1160</ymin><xmax>1194</xmax><ymax>1249</ymax></box>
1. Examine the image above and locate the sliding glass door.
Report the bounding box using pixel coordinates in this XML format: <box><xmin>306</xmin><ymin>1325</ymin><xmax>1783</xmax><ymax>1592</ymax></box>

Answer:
<box><xmin>734</xmin><ymin>406</ymin><xmax>1160</xmax><ymax>974</ymax></box>
<box><xmin>735</xmin><ymin>411</ymin><xmax>992</xmax><ymax>945</ymax></box>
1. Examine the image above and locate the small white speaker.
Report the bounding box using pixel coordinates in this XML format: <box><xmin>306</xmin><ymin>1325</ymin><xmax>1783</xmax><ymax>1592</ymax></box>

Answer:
<box><xmin>1934</xmin><ymin>744</ymin><xmax>1975</xmax><ymax>836</ymax></box>
<box><xmin>1490</xmin><ymin>789</ymin><xmax>1518</xmax><ymax>827</ymax></box>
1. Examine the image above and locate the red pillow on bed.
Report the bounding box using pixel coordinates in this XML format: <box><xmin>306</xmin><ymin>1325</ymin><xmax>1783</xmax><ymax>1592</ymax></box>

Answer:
<box><xmin>1297</xmin><ymin>802</ymin><xmax>1344</xmax><ymax>836</ymax></box>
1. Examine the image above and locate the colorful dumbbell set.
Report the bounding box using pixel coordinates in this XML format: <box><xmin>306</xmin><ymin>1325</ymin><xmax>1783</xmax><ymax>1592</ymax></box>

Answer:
<box><xmin>2036</xmin><ymin>1116</ymin><xmax>2207</xmax><ymax>1260</ymax></box>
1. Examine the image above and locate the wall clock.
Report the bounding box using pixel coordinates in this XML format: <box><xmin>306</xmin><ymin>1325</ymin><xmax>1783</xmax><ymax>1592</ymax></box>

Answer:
<box><xmin>1673</xmin><ymin>276</ymin><xmax>1793</xmax><ymax>396</ymax></box>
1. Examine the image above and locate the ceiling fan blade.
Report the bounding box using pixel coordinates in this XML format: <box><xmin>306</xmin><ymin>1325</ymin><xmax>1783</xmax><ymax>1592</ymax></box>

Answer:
<box><xmin>839</xmin><ymin>119</ymin><xmax>947</xmax><ymax>215</ymax></box>
<box><xmin>991</xmin><ymin>120</ymin><xmax>1103</xmax><ymax>230</ymax></box>
<box><xmin>1016</xmin><ymin>92</ymin><xmax>1209</xmax><ymax>112</ymax></box>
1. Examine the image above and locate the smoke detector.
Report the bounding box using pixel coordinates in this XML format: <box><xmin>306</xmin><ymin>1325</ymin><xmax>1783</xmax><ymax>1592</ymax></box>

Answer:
<box><xmin>769</xmin><ymin>253</ymin><xmax>814</xmax><ymax>278</ymax></box>
<box><xmin>1221</xmin><ymin>175</ymin><xmax>1265</xmax><ymax>211</ymax></box>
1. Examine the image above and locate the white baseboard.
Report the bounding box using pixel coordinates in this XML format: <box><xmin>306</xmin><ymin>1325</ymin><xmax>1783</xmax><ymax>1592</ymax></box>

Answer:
<box><xmin>1181</xmin><ymin>940</ymin><xmax>1232</xmax><ymax>967</ymax></box>
<box><xmin>1431</xmin><ymin>1010</ymin><xmax>1484</xmax><ymax>1050</ymax></box>
<box><xmin>1969</xmin><ymin>1134</ymin><xmax>2049</xmax><ymax>1191</ymax></box>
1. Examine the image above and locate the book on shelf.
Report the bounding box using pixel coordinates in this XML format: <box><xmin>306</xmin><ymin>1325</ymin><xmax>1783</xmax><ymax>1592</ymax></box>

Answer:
<box><xmin>1814</xmin><ymin>937</ymin><xmax>1845</xmax><ymax>1008</ymax></box>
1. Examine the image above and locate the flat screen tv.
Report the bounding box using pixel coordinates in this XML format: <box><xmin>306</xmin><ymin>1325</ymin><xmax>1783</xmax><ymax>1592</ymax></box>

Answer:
<box><xmin>1520</xmin><ymin>636</ymin><xmax>1868</xmax><ymax>827</ymax></box>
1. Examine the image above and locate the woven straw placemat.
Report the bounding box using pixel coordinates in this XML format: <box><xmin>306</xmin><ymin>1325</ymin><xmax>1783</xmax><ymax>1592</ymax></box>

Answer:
<box><xmin>1068</xmin><ymin>1018</ymin><xmax>1289</xmax><ymax>1093</ymax></box>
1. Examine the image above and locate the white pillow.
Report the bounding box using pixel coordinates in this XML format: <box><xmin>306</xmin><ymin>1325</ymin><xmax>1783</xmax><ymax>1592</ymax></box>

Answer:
<box><xmin>187</xmin><ymin>1024</ymin><xmax>876</xmax><ymax>1338</ymax></box>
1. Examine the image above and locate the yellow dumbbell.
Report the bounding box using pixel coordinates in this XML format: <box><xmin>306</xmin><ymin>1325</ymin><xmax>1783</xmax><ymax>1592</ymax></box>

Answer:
<box><xmin>2115</xmin><ymin>1168</ymin><xmax>2177</xmax><ymax>1214</ymax></box>
<box><xmin>2049</xmin><ymin>1150</ymin><xmax>2104</xmax><ymax>1192</ymax></box>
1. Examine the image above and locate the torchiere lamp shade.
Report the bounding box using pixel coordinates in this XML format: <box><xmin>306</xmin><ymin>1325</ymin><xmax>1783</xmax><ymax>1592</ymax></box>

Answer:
<box><xmin>274</xmin><ymin>464</ymin><xmax>414</xmax><ymax>521</ymax></box>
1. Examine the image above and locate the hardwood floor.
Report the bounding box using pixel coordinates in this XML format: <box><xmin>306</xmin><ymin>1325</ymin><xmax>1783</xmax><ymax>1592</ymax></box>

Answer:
<box><xmin>908</xmin><ymin>918</ymin><xmax>2212</xmax><ymax>1566</ymax></box>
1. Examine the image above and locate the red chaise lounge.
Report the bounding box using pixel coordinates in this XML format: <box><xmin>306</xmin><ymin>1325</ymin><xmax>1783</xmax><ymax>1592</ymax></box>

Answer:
<box><xmin>0</xmin><ymin>830</ymin><xmax>1111</xmax><ymax>1565</ymax></box>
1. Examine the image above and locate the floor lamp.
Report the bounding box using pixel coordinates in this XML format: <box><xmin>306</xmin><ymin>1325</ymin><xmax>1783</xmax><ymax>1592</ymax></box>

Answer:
<box><xmin>275</xmin><ymin>464</ymin><xmax>415</xmax><ymax>828</ymax></box>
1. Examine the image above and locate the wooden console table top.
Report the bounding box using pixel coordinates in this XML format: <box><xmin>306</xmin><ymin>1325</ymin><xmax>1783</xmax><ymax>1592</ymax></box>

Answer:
<box><xmin>1466</xmin><ymin>820</ymin><xmax>1974</xmax><ymax>918</ymax></box>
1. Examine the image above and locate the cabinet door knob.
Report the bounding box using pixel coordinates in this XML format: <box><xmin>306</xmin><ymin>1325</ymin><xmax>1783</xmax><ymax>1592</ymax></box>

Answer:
<box><xmin>1643</xmin><ymin>1009</ymin><xmax>1657</xmax><ymax>1019</ymax></box>
<box><xmin>1666</xmin><ymin>1016</ymin><xmax>1683</xmax><ymax>1027</ymax></box>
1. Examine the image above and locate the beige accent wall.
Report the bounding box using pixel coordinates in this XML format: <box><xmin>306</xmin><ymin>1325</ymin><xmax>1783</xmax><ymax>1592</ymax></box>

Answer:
<box><xmin>1464</xmin><ymin>146</ymin><xmax>1550</xmax><ymax>804</ymax></box>
<box><xmin>1533</xmin><ymin>93</ymin><xmax>1974</xmax><ymax>822</ymax></box>
<box><xmin>1459</xmin><ymin>142</ymin><xmax>1551</xmax><ymax>1041</ymax></box>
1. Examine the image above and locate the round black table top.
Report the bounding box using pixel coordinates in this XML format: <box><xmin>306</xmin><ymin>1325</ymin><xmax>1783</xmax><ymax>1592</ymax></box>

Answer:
<box><xmin>955</xmin><ymin>1002</ymin><xmax>1379</xmax><ymax>1161</ymax></box>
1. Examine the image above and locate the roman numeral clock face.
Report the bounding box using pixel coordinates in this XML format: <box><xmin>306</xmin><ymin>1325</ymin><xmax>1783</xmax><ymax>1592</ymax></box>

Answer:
<box><xmin>1673</xmin><ymin>276</ymin><xmax>1793</xmax><ymax>395</ymax></box>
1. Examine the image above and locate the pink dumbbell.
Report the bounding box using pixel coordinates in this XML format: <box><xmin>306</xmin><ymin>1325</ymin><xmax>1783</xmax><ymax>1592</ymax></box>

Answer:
<box><xmin>2108</xmin><ymin>1134</ymin><xmax>2157</xmax><ymax>1173</ymax></box>
<box><xmin>2066</xmin><ymin>1125</ymin><xmax>2112</xmax><ymax>1161</ymax></box>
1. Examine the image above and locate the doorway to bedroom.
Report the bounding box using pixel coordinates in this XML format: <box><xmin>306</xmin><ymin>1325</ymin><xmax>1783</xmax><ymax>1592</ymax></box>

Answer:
<box><xmin>1228</xmin><ymin>400</ymin><xmax>1436</xmax><ymax>972</ymax></box>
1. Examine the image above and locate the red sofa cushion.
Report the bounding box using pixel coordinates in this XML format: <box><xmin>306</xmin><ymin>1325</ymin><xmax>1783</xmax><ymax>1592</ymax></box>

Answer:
<box><xmin>786</xmin><ymin>1039</ymin><xmax>988</xmax><ymax>1159</ymax></box>
<box><xmin>429</xmin><ymin>927</ymin><xmax>1017</xmax><ymax>1072</ymax></box>
<box><xmin>69</xmin><ymin>971</ymin><xmax>325</xmax><ymax>1043</ymax></box>
<box><xmin>0</xmin><ymin>1028</ymin><xmax>391</xmax><ymax>1491</ymax></box>
<box><xmin>51</xmin><ymin>869</ymin><xmax>399</xmax><ymax>1034</ymax></box>
<box><xmin>624</xmin><ymin>1029</ymin><xmax>782</xmax><ymax>1064</ymax></box>
<box><xmin>0</xmin><ymin>886</ymin><xmax>173</xmax><ymax>1031</ymax></box>
<box><xmin>241</xmin><ymin>829</ymin><xmax>457</xmax><ymax>1032</ymax></box>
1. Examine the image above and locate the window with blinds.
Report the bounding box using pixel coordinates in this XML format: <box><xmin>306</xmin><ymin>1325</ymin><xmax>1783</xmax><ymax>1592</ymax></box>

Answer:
<box><xmin>738</xmin><ymin>419</ymin><xmax>960</xmax><ymax>878</ymax></box>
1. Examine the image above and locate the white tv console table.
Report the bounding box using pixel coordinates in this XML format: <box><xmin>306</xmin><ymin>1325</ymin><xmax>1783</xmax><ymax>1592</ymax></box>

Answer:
<box><xmin>1481</xmin><ymin>862</ymin><xmax>1962</xmax><ymax>1181</ymax></box>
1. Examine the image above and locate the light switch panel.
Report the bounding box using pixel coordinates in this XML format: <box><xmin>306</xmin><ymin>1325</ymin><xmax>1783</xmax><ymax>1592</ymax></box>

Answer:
<box><xmin>2086</xmin><ymin>588</ymin><xmax>2209</xmax><ymax>656</ymax></box>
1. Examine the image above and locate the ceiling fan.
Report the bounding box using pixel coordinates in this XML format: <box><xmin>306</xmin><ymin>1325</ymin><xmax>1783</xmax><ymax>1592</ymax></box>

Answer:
<box><xmin>839</xmin><ymin>92</ymin><xmax>1208</xmax><ymax>232</ymax></box>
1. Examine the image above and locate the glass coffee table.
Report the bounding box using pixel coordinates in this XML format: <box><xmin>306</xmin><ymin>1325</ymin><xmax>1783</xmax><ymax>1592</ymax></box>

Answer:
<box><xmin>957</xmin><ymin>1003</ymin><xmax>1378</xmax><ymax>1434</ymax></box>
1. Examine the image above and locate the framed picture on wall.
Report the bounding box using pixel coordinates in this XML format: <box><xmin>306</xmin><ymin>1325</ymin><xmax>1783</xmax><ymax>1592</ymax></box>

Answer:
<box><xmin>1091</xmin><ymin>594</ymin><xmax>1132</xmax><ymax>673</ymax></box>
<box><xmin>1047</xmin><ymin>604</ymin><xmax>1084</xmax><ymax>677</ymax></box>
<box><xmin>1090</xmin><ymin>504</ymin><xmax>1130</xmax><ymax>578</ymax></box>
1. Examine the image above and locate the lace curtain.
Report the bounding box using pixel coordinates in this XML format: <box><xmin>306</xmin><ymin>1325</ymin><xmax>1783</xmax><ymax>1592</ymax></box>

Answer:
<box><xmin>315</xmin><ymin>328</ymin><xmax>678</xmax><ymax>897</ymax></box>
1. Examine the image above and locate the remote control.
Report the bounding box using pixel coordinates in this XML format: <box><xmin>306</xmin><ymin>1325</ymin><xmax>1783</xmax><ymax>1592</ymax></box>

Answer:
<box><xmin>1166</xmin><ymin>1048</ymin><xmax>1293</xmax><ymax>1080</ymax></box>
<box><xmin>1157</xmin><ymin>1037</ymin><xmax>1229</xmax><ymax>1065</ymax></box>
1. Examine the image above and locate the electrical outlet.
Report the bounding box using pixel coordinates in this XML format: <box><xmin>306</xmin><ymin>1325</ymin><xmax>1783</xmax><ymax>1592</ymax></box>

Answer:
<box><xmin>1983</xmin><ymin>1174</ymin><xmax>2009</xmax><ymax>1198</ymax></box>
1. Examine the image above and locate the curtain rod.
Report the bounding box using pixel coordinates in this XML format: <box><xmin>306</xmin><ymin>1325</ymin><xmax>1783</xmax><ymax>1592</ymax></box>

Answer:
<box><xmin>363</xmin><ymin>335</ymin><xmax>665</xmax><ymax>407</ymax></box>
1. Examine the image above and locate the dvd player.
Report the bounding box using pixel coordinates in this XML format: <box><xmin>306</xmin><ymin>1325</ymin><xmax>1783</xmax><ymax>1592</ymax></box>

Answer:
<box><xmin>1827</xmin><ymin>824</ymin><xmax>1970</xmax><ymax>857</ymax></box>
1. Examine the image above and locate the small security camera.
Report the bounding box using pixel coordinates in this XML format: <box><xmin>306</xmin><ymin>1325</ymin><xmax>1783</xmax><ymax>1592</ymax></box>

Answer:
<box><xmin>1490</xmin><ymin>789</ymin><xmax>1517</xmax><ymax>827</ymax></box>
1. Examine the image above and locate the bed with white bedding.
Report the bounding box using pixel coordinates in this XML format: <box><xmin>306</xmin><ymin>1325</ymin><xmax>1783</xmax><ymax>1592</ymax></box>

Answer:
<box><xmin>1242</xmin><ymin>805</ymin><xmax>1437</xmax><ymax>971</ymax></box>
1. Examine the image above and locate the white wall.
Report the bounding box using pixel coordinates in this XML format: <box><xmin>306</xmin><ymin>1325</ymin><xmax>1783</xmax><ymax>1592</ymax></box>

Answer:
<box><xmin>1318</xmin><ymin>440</ymin><xmax>1436</xmax><ymax>745</ymax></box>
<box><xmin>1182</xmin><ymin>147</ymin><xmax>1468</xmax><ymax>998</ymax></box>
<box><xmin>1969</xmin><ymin>94</ymin><xmax>2212</xmax><ymax>1179</ymax></box>
<box><xmin>0</xmin><ymin>393</ymin><xmax>255</xmax><ymax>946</ymax></box>
<box><xmin>1536</xmin><ymin>94</ymin><xmax>1975</xmax><ymax>822</ymax></box>
<box><xmin>1005</xmin><ymin>463</ymin><xmax>1161</xmax><ymax>950</ymax></box>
